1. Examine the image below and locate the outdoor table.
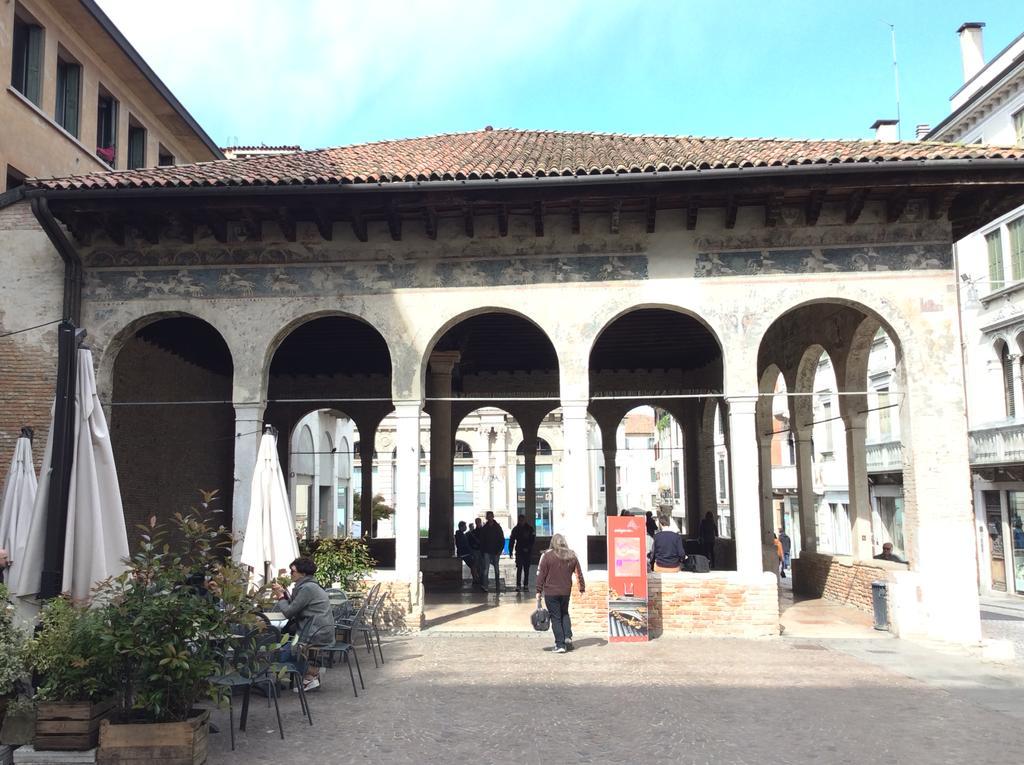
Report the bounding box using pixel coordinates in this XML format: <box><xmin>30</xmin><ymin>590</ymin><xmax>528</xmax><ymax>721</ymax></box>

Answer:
<box><xmin>264</xmin><ymin>611</ymin><xmax>288</xmax><ymax>629</ymax></box>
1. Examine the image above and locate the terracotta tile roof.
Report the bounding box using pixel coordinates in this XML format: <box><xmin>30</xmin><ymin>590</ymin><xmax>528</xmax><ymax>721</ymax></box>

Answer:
<box><xmin>29</xmin><ymin>128</ymin><xmax>1024</xmax><ymax>191</ymax></box>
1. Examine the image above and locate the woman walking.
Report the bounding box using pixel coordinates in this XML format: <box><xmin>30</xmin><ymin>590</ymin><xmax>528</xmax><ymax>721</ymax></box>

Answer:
<box><xmin>536</xmin><ymin>533</ymin><xmax>586</xmax><ymax>653</ymax></box>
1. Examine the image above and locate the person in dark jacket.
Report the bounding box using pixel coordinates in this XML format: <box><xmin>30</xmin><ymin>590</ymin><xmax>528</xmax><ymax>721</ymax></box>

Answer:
<box><xmin>466</xmin><ymin>518</ymin><xmax>483</xmax><ymax>590</ymax></box>
<box><xmin>271</xmin><ymin>557</ymin><xmax>334</xmax><ymax>691</ymax></box>
<box><xmin>650</xmin><ymin>515</ymin><xmax>686</xmax><ymax>572</ymax></box>
<box><xmin>536</xmin><ymin>534</ymin><xmax>586</xmax><ymax>653</ymax></box>
<box><xmin>455</xmin><ymin>521</ymin><xmax>479</xmax><ymax>585</ymax></box>
<box><xmin>509</xmin><ymin>514</ymin><xmax>536</xmax><ymax>591</ymax></box>
<box><xmin>699</xmin><ymin>511</ymin><xmax>718</xmax><ymax>568</ymax></box>
<box><xmin>479</xmin><ymin>511</ymin><xmax>505</xmax><ymax>593</ymax></box>
<box><xmin>645</xmin><ymin>511</ymin><xmax>658</xmax><ymax>538</ymax></box>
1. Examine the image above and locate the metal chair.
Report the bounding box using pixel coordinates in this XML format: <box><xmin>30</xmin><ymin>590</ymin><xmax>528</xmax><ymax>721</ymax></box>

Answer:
<box><xmin>271</xmin><ymin>620</ymin><xmax>316</xmax><ymax>725</ymax></box>
<box><xmin>209</xmin><ymin>627</ymin><xmax>284</xmax><ymax>750</ymax></box>
<box><xmin>336</xmin><ymin>583</ymin><xmax>384</xmax><ymax>668</ymax></box>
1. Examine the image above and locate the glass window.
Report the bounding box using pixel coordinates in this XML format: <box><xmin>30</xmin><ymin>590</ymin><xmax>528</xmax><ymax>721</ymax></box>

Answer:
<box><xmin>1008</xmin><ymin>491</ymin><xmax>1024</xmax><ymax>593</ymax></box>
<box><xmin>821</xmin><ymin>401</ymin><xmax>834</xmax><ymax>455</ymax></box>
<box><xmin>877</xmin><ymin>388</ymin><xmax>892</xmax><ymax>439</ymax></box>
<box><xmin>650</xmin><ymin>467</ymin><xmax>656</xmax><ymax>482</ymax></box>
<box><xmin>987</xmin><ymin>230</ymin><xmax>1005</xmax><ymax>291</ymax></box>
<box><xmin>127</xmin><ymin>118</ymin><xmax>147</xmax><ymax>170</ymax></box>
<box><xmin>716</xmin><ymin>459</ymin><xmax>727</xmax><ymax>500</ymax></box>
<box><xmin>875</xmin><ymin>496</ymin><xmax>905</xmax><ymax>558</ymax></box>
<box><xmin>158</xmin><ymin>144</ymin><xmax>175</xmax><ymax>166</ymax></box>
<box><xmin>11</xmin><ymin>11</ymin><xmax>43</xmax><ymax>105</ymax></box>
<box><xmin>96</xmin><ymin>88</ymin><xmax>119</xmax><ymax>165</ymax></box>
<box><xmin>55</xmin><ymin>55</ymin><xmax>81</xmax><ymax>137</ymax></box>
<box><xmin>1002</xmin><ymin>344</ymin><xmax>1016</xmax><ymax>419</ymax></box>
<box><xmin>453</xmin><ymin>465</ymin><xmax>473</xmax><ymax>506</ymax></box>
<box><xmin>598</xmin><ymin>465</ymin><xmax>605</xmax><ymax>491</ymax></box>
<box><xmin>1010</xmin><ymin>218</ymin><xmax>1024</xmax><ymax>282</ymax></box>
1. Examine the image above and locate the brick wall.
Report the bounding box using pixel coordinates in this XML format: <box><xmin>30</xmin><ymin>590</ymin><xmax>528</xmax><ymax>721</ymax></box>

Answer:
<box><xmin>567</xmin><ymin>571</ymin><xmax>779</xmax><ymax>638</ymax></box>
<box><xmin>0</xmin><ymin>203</ymin><xmax>61</xmax><ymax>475</ymax></box>
<box><xmin>792</xmin><ymin>551</ymin><xmax>898</xmax><ymax>612</ymax></box>
<box><xmin>111</xmin><ymin>337</ymin><xmax>234</xmax><ymax>545</ymax></box>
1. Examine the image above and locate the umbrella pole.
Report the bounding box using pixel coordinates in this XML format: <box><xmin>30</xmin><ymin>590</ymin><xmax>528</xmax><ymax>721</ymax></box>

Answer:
<box><xmin>39</xmin><ymin>322</ymin><xmax>82</xmax><ymax>599</ymax></box>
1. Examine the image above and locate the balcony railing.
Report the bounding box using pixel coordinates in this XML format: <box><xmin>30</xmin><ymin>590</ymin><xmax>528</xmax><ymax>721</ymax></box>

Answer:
<box><xmin>969</xmin><ymin>423</ymin><xmax>1024</xmax><ymax>466</ymax></box>
<box><xmin>866</xmin><ymin>440</ymin><xmax>903</xmax><ymax>473</ymax></box>
<box><xmin>771</xmin><ymin>464</ymin><xmax>797</xmax><ymax>490</ymax></box>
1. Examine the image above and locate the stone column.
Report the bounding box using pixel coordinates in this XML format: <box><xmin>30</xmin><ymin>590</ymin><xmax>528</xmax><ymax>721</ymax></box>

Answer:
<box><xmin>358</xmin><ymin>436</ymin><xmax>375</xmax><ymax>536</ymax></box>
<box><xmin>520</xmin><ymin>418</ymin><xmax>540</xmax><ymax>528</ymax></box>
<box><xmin>793</xmin><ymin>427</ymin><xmax>818</xmax><ymax>553</ymax></box>
<box><xmin>756</xmin><ymin>408</ymin><xmax>775</xmax><ymax>548</ymax></box>
<box><xmin>426</xmin><ymin>351</ymin><xmax>459</xmax><ymax>558</ymax></box>
<box><xmin>599</xmin><ymin>419</ymin><xmax>619</xmax><ymax>518</ymax></box>
<box><xmin>843</xmin><ymin>412</ymin><xmax>873</xmax><ymax>559</ymax></box>
<box><xmin>559</xmin><ymin>401</ymin><xmax>590</xmax><ymax>571</ymax></box>
<box><xmin>683</xmin><ymin>412</ymin><xmax>701</xmax><ymax>538</ymax></box>
<box><xmin>726</xmin><ymin>396</ymin><xmax>762</xmax><ymax>577</ymax></box>
<box><xmin>1012</xmin><ymin>353</ymin><xmax>1024</xmax><ymax>417</ymax></box>
<box><xmin>393</xmin><ymin>402</ymin><xmax>422</xmax><ymax>585</ymax></box>
<box><xmin>231</xmin><ymin>403</ymin><xmax>266</xmax><ymax>560</ymax></box>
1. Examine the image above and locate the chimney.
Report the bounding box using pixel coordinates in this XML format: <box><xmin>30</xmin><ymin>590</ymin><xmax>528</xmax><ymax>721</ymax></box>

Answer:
<box><xmin>871</xmin><ymin>119</ymin><xmax>899</xmax><ymax>143</ymax></box>
<box><xmin>916</xmin><ymin>124</ymin><xmax>931</xmax><ymax>140</ymax></box>
<box><xmin>958</xmin><ymin>22</ymin><xmax>985</xmax><ymax>83</ymax></box>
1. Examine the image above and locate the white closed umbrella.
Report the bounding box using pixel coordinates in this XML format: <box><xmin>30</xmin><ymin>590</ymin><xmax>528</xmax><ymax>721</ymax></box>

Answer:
<box><xmin>14</xmin><ymin>349</ymin><xmax>130</xmax><ymax>601</ymax></box>
<box><xmin>240</xmin><ymin>428</ymin><xmax>298</xmax><ymax>587</ymax></box>
<box><xmin>1</xmin><ymin>431</ymin><xmax>37</xmax><ymax>591</ymax></box>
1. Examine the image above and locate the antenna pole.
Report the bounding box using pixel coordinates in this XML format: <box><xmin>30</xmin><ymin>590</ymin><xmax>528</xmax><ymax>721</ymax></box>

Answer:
<box><xmin>889</xmin><ymin>24</ymin><xmax>902</xmax><ymax>140</ymax></box>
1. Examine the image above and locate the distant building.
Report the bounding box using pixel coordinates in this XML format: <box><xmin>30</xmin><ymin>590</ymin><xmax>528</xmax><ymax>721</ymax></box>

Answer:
<box><xmin>926</xmin><ymin>23</ymin><xmax>1024</xmax><ymax>597</ymax></box>
<box><xmin>222</xmin><ymin>145</ymin><xmax>301</xmax><ymax>160</ymax></box>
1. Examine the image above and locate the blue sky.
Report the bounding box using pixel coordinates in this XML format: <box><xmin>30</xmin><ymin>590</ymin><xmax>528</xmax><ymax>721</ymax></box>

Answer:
<box><xmin>97</xmin><ymin>1</ymin><xmax>1024</xmax><ymax>150</ymax></box>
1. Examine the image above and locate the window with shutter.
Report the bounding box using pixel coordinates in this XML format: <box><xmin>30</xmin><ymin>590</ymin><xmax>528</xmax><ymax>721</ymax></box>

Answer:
<box><xmin>1002</xmin><ymin>344</ymin><xmax>1017</xmax><ymax>419</ymax></box>
<box><xmin>987</xmin><ymin>230</ymin><xmax>1005</xmax><ymax>291</ymax></box>
<box><xmin>96</xmin><ymin>88</ymin><xmax>119</xmax><ymax>165</ymax></box>
<box><xmin>11</xmin><ymin>12</ymin><xmax>43</xmax><ymax>105</ymax></box>
<box><xmin>56</xmin><ymin>56</ymin><xmax>81</xmax><ymax>137</ymax></box>
<box><xmin>128</xmin><ymin>120</ymin><xmax>147</xmax><ymax>170</ymax></box>
<box><xmin>1010</xmin><ymin>218</ymin><xmax>1024</xmax><ymax>283</ymax></box>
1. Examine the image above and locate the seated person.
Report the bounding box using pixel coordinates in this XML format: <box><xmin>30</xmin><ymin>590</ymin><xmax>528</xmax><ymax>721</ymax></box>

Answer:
<box><xmin>873</xmin><ymin>542</ymin><xmax>905</xmax><ymax>564</ymax></box>
<box><xmin>650</xmin><ymin>515</ymin><xmax>686</xmax><ymax>573</ymax></box>
<box><xmin>270</xmin><ymin>557</ymin><xmax>335</xmax><ymax>691</ymax></box>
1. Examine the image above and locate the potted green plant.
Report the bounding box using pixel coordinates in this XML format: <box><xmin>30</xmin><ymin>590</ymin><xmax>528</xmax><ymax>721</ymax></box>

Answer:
<box><xmin>29</xmin><ymin>596</ymin><xmax>118</xmax><ymax>750</ymax></box>
<box><xmin>0</xmin><ymin>585</ymin><xmax>29</xmax><ymax>738</ymax></box>
<box><xmin>298</xmin><ymin>536</ymin><xmax>375</xmax><ymax>590</ymax></box>
<box><xmin>94</xmin><ymin>491</ymin><xmax>267</xmax><ymax>765</ymax></box>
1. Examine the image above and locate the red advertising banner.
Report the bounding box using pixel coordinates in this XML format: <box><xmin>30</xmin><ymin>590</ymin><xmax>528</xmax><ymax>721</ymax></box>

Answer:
<box><xmin>607</xmin><ymin>516</ymin><xmax>649</xmax><ymax>642</ymax></box>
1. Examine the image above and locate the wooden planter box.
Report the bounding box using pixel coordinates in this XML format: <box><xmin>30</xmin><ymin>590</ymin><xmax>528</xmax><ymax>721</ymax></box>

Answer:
<box><xmin>35</xmin><ymin>698</ymin><xmax>114</xmax><ymax>751</ymax></box>
<box><xmin>97</xmin><ymin>709</ymin><xmax>209</xmax><ymax>765</ymax></box>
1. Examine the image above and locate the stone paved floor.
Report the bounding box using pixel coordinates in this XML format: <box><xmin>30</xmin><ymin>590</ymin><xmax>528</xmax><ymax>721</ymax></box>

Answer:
<box><xmin>207</xmin><ymin>631</ymin><xmax>1024</xmax><ymax>765</ymax></box>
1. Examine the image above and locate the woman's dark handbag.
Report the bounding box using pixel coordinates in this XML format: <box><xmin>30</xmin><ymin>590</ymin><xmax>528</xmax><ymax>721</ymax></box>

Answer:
<box><xmin>531</xmin><ymin>603</ymin><xmax>551</xmax><ymax>631</ymax></box>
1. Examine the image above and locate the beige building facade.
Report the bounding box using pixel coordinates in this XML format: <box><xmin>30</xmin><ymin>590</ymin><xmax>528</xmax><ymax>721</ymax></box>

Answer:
<box><xmin>1</xmin><ymin>0</ymin><xmax>221</xmax><ymax>192</ymax></box>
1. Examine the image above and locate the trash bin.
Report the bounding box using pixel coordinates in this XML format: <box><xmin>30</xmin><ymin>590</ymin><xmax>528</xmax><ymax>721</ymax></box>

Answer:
<box><xmin>871</xmin><ymin>580</ymin><xmax>889</xmax><ymax>631</ymax></box>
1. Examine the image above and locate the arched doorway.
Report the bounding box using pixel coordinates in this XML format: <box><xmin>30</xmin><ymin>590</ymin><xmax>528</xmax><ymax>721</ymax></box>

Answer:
<box><xmin>110</xmin><ymin>316</ymin><xmax>234</xmax><ymax>541</ymax></box>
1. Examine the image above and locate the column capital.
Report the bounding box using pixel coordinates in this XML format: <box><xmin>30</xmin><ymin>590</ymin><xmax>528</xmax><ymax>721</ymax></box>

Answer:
<box><xmin>561</xmin><ymin>400</ymin><xmax>589</xmax><ymax>419</ymax></box>
<box><xmin>428</xmin><ymin>351</ymin><xmax>461</xmax><ymax>376</ymax></box>
<box><xmin>724</xmin><ymin>395</ymin><xmax>757</xmax><ymax>416</ymax></box>
<box><xmin>393</xmin><ymin>400</ymin><xmax>424</xmax><ymax>417</ymax></box>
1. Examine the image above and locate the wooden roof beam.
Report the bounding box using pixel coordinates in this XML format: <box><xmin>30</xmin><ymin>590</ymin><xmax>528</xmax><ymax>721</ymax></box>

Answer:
<box><xmin>387</xmin><ymin>203</ymin><xmax>402</xmax><ymax>241</ymax></box>
<box><xmin>805</xmin><ymin>190</ymin><xmax>824</xmax><ymax>226</ymax></box>
<box><xmin>204</xmin><ymin>213</ymin><xmax>228</xmax><ymax>244</ymax></box>
<box><xmin>276</xmin><ymin>207</ymin><xmax>296</xmax><ymax>242</ymax></box>
<box><xmin>424</xmin><ymin>206</ymin><xmax>438</xmax><ymax>240</ymax></box>
<box><xmin>64</xmin><ymin>214</ymin><xmax>93</xmax><ymax>246</ymax></box>
<box><xmin>463</xmin><ymin>205</ymin><xmax>474</xmax><ymax>238</ymax></box>
<box><xmin>886</xmin><ymin>192</ymin><xmax>908</xmax><ymax>223</ymax></box>
<box><xmin>169</xmin><ymin>212</ymin><xmax>194</xmax><ymax>244</ymax></box>
<box><xmin>498</xmin><ymin>205</ymin><xmax>508</xmax><ymax>237</ymax></box>
<box><xmin>610</xmin><ymin>200</ymin><xmax>622</xmax><ymax>234</ymax></box>
<box><xmin>133</xmin><ymin>218</ymin><xmax>160</xmax><ymax>245</ymax></box>
<box><xmin>312</xmin><ymin>208</ymin><xmax>333</xmax><ymax>241</ymax></box>
<box><xmin>764</xmin><ymin>194</ymin><xmax>782</xmax><ymax>227</ymax></box>
<box><xmin>686</xmin><ymin>199</ymin><xmax>698</xmax><ymax>230</ymax></box>
<box><xmin>103</xmin><ymin>215</ymin><xmax>125</xmax><ymax>246</ymax></box>
<box><xmin>350</xmin><ymin>210</ymin><xmax>368</xmax><ymax>242</ymax></box>
<box><xmin>928</xmin><ymin>190</ymin><xmax>957</xmax><ymax>220</ymax></box>
<box><xmin>845</xmin><ymin>189</ymin><xmax>867</xmax><ymax>224</ymax></box>
<box><xmin>239</xmin><ymin>211</ymin><xmax>262</xmax><ymax>242</ymax></box>
<box><xmin>534</xmin><ymin>201</ymin><xmax>544</xmax><ymax>237</ymax></box>
<box><xmin>570</xmin><ymin>200</ymin><xmax>580</xmax><ymax>234</ymax></box>
<box><xmin>724</xmin><ymin>196</ymin><xmax>737</xmax><ymax>229</ymax></box>
<box><xmin>646</xmin><ymin>197</ymin><xmax>657</xmax><ymax>233</ymax></box>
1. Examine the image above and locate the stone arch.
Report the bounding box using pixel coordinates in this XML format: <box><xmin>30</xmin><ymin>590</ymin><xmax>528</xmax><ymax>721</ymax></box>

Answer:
<box><xmin>109</xmin><ymin>314</ymin><xmax>235</xmax><ymax>543</ymax></box>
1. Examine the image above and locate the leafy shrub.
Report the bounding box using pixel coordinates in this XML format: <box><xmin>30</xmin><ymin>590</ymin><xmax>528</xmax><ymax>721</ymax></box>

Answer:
<box><xmin>30</xmin><ymin>596</ymin><xmax>117</xmax><ymax>702</ymax></box>
<box><xmin>297</xmin><ymin>537</ymin><xmax>375</xmax><ymax>590</ymax></box>
<box><xmin>0</xmin><ymin>585</ymin><xmax>27</xmax><ymax>697</ymax></box>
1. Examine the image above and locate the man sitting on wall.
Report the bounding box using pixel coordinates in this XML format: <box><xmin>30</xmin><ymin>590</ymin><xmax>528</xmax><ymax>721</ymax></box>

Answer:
<box><xmin>455</xmin><ymin>521</ymin><xmax>479</xmax><ymax>586</ymax></box>
<box><xmin>650</xmin><ymin>514</ymin><xmax>686</xmax><ymax>573</ymax></box>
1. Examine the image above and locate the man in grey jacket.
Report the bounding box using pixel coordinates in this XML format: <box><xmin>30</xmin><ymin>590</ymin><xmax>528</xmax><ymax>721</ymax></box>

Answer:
<box><xmin>271</xmin><ymin>557</ymin><xmax>334</xmax><ymax>691</ymax></box>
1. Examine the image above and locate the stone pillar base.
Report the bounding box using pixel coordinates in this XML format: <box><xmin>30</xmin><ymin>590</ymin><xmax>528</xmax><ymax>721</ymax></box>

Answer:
<box><xmin>420</xmin><ymin>557</ymin><xmax>465</xmax><ymax>589</ymax></box>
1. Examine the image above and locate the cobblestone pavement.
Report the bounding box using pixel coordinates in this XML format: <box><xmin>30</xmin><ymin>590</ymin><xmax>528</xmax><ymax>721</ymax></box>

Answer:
<box><xmin>980</xmin><ymin>597</ymin><xmax>1024</xmax><ymax>661</ymax></box>
<box><xmin>207</xmin><ymin>631</ymin><xmax>1024</xmax><ymax>765</ymax></box>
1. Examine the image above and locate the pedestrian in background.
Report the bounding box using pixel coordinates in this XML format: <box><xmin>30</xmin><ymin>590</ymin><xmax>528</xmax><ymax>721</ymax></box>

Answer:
<box><xmin>699</xmin><ymin>511</ymin><xmax>718</xmax><ymax>568</ymax></box>
<box><xmin>480</xmin><ymin>511</ymin><xmax>505</xmax><ymax>593</ymax></box>
<box><xmin>778</xmin><ymin>527</ymin><xmax>792</xmax><ymax>577</ymax></box>
<box><xmin>509</xmin><ymin>514</ymin><xmax>536</xmax><ymax>592</ymax></box>
<box><xmin>536</xmin><ymin>533</ymin><xmax>586</xmax><ymax>653</ymax></box>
